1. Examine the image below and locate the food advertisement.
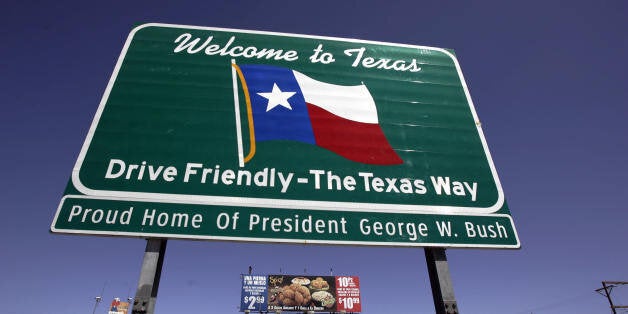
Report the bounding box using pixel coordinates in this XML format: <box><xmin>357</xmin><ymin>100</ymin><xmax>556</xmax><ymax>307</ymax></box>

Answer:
<box><xmin>241</xmin><ymin>274</ymin><xmax>268</xmax><ymax>312</ymax></box>
<box><xmin>266</xmin><ymin>275</ymin><xmax>361</xmax><ymax>312</ymax></box>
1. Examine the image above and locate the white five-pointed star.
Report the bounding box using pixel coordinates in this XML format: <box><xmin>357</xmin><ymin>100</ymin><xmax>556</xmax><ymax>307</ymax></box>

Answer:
<box><xmin>257</xmin><ymin>83</ymin><xmax>296</xmax><ymax>112</ymax></box>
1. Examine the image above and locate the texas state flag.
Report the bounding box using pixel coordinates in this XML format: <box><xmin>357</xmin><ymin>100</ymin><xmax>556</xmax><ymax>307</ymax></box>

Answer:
<box><xmin>235</xmin><ymin>64</ymin><xmax>402</xmax><ymax>165</ymax></box>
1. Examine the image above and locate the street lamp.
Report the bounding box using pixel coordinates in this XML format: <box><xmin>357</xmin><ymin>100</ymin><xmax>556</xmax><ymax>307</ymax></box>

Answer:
<box><xmin>92</xmin><ymin>296</ymin><xmax>102</xmax><ymax>314</ymax></box>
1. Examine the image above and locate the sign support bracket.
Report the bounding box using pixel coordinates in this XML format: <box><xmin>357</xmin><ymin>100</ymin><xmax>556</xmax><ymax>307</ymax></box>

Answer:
<box><xmin>132</xmin><ymin>238</ymin><xmax>167</xmax><ymax>314</ymax></box>
<box><xmin>425</xmin><ymin>247</ymin><xmax>459</xmax><ymax>314</ymax></box>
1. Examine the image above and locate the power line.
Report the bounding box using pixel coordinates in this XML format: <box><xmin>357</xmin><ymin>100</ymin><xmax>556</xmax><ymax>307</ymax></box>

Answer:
<box><xmin>513</xmin><ymin>290</ymin><xmax>597</xmax><ymax>314</ymax></box>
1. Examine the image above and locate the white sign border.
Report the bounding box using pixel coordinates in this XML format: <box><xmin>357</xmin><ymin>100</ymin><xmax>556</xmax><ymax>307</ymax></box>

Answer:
<box><xmin>51</xmin><ymin>195</ymin><xmax>520</xmax><ymax>249</ymax></box>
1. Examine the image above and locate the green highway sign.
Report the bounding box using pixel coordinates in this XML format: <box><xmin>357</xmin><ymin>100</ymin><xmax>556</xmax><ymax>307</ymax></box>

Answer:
<box><xmin>51</xmin><ymin>23</ymin><xmax>519</xmax><ymax>248</ymax></box>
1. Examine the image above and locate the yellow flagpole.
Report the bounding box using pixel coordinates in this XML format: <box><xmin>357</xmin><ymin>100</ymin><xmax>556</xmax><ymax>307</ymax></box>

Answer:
<box><xmin>231</xmin><ymin>61</ymin><xmax>256</xmax><ymax>164</ymax></box>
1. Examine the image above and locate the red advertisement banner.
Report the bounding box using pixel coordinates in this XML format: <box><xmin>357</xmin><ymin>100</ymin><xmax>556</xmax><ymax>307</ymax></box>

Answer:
<box><xmin>335</xmin><ymin>276</ymin><xmax>361</xmax><ymax>312</ymax></box>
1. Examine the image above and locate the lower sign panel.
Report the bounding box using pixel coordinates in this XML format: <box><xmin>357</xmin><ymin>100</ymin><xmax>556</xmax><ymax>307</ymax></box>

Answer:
<box><xmin>51</xmin><ymin>196</ymin><xmax>519</xmax><ymax>248</ymax></box>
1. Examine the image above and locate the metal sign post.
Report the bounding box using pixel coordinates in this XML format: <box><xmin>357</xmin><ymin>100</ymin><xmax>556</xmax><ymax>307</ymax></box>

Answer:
<box><xmin>425</xmin><ymin>248</ymin><xmax>459</xmax><ymax>314</ymax></box>
<box><xmin>132</xmin><ymin>239</ymin><xmax>167</xmax><ymax>314</ymax></box>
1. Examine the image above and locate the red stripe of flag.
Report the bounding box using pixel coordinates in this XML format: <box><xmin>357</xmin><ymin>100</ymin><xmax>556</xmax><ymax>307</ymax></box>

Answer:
<box><xmin>307</xmin><ymin>104</ymin><xmax>402</xmax><ymax>165</ymax></box>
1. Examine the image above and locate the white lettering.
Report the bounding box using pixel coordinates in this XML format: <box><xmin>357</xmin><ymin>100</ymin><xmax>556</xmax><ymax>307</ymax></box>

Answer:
<box><xmin>359</xmin><ymin>219</ymin><xmax>428</xmax><ymax>241</ymax></box>
<box><xmin>184</xmin><ymin>163</ymin><xmax>203</xmax><ymax>182</ymax></box>
<box><xmin>105</xmin><ymin>159</ymin><xmax>126</xmax><ymax>179</ymax></box>
<box><xmin>344</xmin><ymin>47</ymin><xmax>421</xmax><ymax>72</ymax></box>
<box><xmin>464</xmin><ymin>181</ymin><xmax>478</xmax><ymax>202</ymax></box>
<box><xmin>174</xmin><ymin>33</ymin><xmax>299</xmax><ymax>61</ymax></box>
<box><xmin>277</xmin><ymin>172</ymin><xmax>293</xmax><ymax>193</ymax></box>
<box><xmin>435</xmin><ymin>221</ymin><xmax>452</xmax><ymax>237</ymax></box>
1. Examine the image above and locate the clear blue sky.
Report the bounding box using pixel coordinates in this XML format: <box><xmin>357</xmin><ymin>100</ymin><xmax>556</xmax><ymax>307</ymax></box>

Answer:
<box><xmin>2</xmin><ymin>1</ymin><xmax>627</xmax><ymax>313</ymax></box>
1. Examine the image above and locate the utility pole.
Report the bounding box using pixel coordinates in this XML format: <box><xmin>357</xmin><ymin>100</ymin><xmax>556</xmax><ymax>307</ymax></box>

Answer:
<box><xmin>92</xmin><ymin>282</ymin><xmax>106</xmax><ymax>314</ymax></box>
<box><xmin>92</xmin><ymin>296</ymin><xmax>102</xmax><ymax>314</ymax></box>
<box><xmin>596</xmin><ymin>281</ymin><xmax>628</xmax><ymax>314</ymax></box>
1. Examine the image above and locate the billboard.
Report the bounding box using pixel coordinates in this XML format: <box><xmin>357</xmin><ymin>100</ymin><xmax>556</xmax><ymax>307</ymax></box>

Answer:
<box><xmin>241</xmin><ymin>274</ymin><xmax>268</xmax><ymax>312</ymax></box>
<box><xmin>108</xmin><ymin>298</ymin><xmax>129</xmax><ymax>314</ymax></box>
<box><xmin>51</xmin><ymin>23</ymin><xmax>519</xmax><ymax>248</ymax></box>
<box><xmin>241</xmin><ymin>274</ymin><xmax>361</xmax><ymax>312</ymax></box>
